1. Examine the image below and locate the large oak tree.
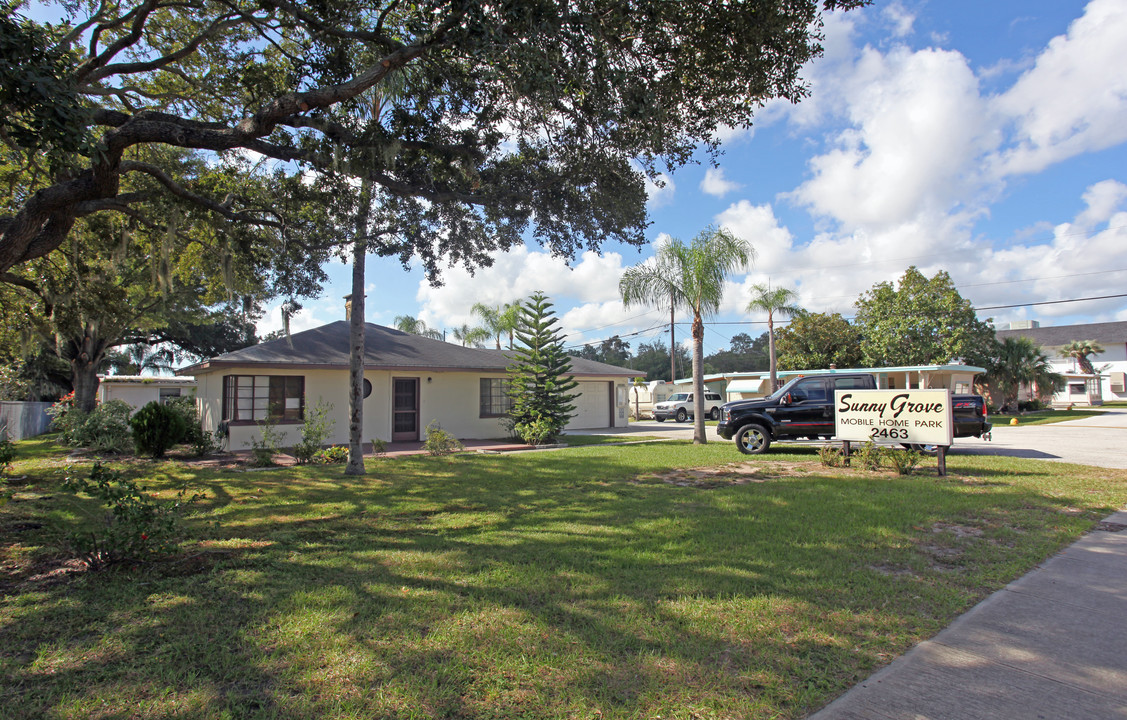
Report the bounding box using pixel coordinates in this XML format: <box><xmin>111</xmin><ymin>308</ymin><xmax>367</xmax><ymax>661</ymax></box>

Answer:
<box><xmin>2</xmin><ymin>0</ymin><xmax>867</xmax><ymax>278</ymax></box>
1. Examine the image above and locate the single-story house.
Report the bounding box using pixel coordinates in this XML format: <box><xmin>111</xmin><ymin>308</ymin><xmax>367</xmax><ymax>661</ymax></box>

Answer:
<box><xmin>997</xmin><ymin>320</ymin><xmax>1127</xmax><ymax>403</ymax></box>
<box><xmin>97</xmin><ymin>375</ymin><xmax>198</xmax><ymax>412</ymax></box>
<box><xmin>177</xmin><ymin>321</ymin><xmax>639</xmax><ymax>450</ymax></box>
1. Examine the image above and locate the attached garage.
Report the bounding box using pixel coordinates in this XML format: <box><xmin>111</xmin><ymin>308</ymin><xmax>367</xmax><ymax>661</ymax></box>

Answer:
<box><xmin>567</xmin><ymin>381</ymin><xmax>612</xmax><ymax>430</ymax></box>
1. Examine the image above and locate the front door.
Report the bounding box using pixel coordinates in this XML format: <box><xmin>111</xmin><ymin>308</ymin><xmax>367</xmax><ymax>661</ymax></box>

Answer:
<box><xmin>392</xmin><ymin>378</ymin><xmax>420</xmax><ymax>441</ymax></box>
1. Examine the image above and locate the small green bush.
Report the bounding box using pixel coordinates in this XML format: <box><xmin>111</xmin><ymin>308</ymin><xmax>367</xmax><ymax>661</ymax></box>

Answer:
<box><xmin>369</xmin><ymin>438</ymin><xmax>387</xmax><ymax>457</ymax></box>
<box><xmin>62</xmin><ymin>462</ymin><xmax>203</xmax><ymax>567</ymax></box>
<box><xmin>513</xmin><ymin>415</ymin><xmax>557</xmax><ymax>446</ymax></box>
<box><xmin>0</xmin><ymin>425</ymin><xmax>15</xmax><ymax>475</ymax></box>
<box><xmin>886</xmin><ymin>448</ymin><xmax>924</xmax><ymax>476</ymax></box>
<box><xmin>190</xmin><ymin>429</ymin><xmax>221</xmax><ymax>458</ymax></box>
<box><xmin>855</xmin><ymin>441</ymin><xmax>886</xmax><ymax>471</ymax></box>
<box><xmin>818</xmin><ymin>444</ymin><xmax>844</xmax><ymax>467</ymax></box>
<box><xmin>165</xmin><ymin>395</ymin><xmax>204</xmax><ymax>444</ymax></box>
<box><xmin>293</xmin><ymin>401</ymin><xmax>335</xmax><ymax>464</ymax></box>
<box><xmin>423</xmin><ymin>421</ymin><xmax>464</xmax><ymax>456</ymax></box>
<box><xmin>73</xmin><ymin>400</ymin><xmax>135</xmax><ymax>454</ymax></box>
<box><xmin>312</xmin><ymin>445</ymin><xmax>348</xmax><ymax>464</ymax></box>
<box><xmin>131</xmin><ymin>402</ymin><xmax>189</xmax><ymax>458</ymax></box>
<box><xmin>248</xmin><ymin>414</ymin><xmax>283</xmax><ymax>467</ymax></box>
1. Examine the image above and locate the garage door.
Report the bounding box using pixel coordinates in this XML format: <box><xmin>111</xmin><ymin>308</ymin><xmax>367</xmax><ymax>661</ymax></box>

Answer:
<box><xmin>567</xmin><ymin>381</ymin><xmax>611</xmax><ymax>430</ymax></box>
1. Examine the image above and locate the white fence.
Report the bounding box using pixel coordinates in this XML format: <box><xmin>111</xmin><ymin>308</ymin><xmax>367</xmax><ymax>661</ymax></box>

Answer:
<box><xmin>0</xmin><ymin>401</ymin><xmax>53</xmax><ymax>441</ymax></box>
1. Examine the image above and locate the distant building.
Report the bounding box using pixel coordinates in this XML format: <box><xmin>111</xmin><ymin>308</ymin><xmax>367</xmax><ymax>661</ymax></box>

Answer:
<box><xmin>995</xmin><ymin>320</ymin><xmax>1127</xmax><ymax>404</ymax></box>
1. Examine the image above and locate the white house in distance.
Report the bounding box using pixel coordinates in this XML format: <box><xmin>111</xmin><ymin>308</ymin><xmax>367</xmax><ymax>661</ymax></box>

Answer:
<box><xmin>996</xmin><ymin>320</ymin><xmax>1127</xmax><ymax>405</ymax></box>
<box><xmin>97</xmin><ymin>375</ymin><xmax>198</xmax><ymax>412</ymax></box>
<box><xmin>177</xmin><ymin>321</ymin><xmax>638</xmax><ymax>449</ymax></box>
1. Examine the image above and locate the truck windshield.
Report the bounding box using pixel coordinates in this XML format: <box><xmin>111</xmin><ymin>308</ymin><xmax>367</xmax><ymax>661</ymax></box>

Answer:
<box><xmin>765</xmin><ymin>377</ymin><xmax>802</xmax><ymax>401</ymax></box>
<box><xmin>668</xmin><ymin>393</ymin><xmax>689</xmax><ymax>402</ymax></box>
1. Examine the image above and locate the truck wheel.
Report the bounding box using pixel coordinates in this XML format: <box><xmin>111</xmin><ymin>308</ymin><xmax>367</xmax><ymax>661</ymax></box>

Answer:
<box><xmin>735</xmin><ymin>424</ymin><xmax>771</xmax><ymax>455</ymax></box>
<box><xmin>709</xmin><ymin>407</ymin><xmax>720</xmax><ymax>421</ymax></box>
<box><xmin>655</xmin><ymin>417</ymin><xmax>665</xmax><ymax>423</ymax></box>
<box><xmin>676</xmin><ymin>408</ymin><xmax>688</xmax><ymax>423</ymax></box>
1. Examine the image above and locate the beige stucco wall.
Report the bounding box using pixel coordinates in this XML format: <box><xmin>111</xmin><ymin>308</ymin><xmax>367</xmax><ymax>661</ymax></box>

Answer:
<box><xmin>194</xmin><ymin>367</ymin><xmax>629</xmax><ymax>450</ymax></box>
<box><xmin>98</xmin><ymin>381</ymin><xmax>196</xmax><ymax>413</ymax></box>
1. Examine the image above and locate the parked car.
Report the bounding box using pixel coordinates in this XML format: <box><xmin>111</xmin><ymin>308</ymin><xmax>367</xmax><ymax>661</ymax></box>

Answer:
<box><xmin>653</xmin><ymin>391</ymin><xmax>725</xmax><ymax>422</ymax></box>
<box><xmin>716</xmin><ymin>373</ymin><xmax>992</xmax><ymax>454</ymax></box>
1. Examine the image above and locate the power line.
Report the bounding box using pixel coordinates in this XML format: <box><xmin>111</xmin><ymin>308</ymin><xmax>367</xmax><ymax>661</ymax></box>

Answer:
<box><xmin>974</xmin><ymin>293</ymin><xmax>1127</xmax><ymax>311</ymax></box>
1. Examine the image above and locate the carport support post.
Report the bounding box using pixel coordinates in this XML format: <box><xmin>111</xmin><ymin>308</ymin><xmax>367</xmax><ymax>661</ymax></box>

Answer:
<box><xmin>937</xmin><ymin>446</ymin><xmax>947</xmax><ymax>477</ymax></box>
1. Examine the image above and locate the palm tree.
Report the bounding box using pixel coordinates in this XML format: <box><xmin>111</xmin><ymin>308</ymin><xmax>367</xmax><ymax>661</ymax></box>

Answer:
<box><xmin>471</xmin><ymin>302</ymin><xmax>521</xmax><ymax>349</ymax></box>
<box><xmin>619</xmin><ymin>226</ymin><xmax>755</xmax><ymax>444</ymax></box>
<box><xmin>452</xmin><ymin>323</ymin><xmax>490</xmax><ymax>348</ymax></box>
<box><xmin>393</xmin><ymin>315</ymin><xmax>443</xmax><ymax>340</ymax></box>
<box><xmin>1063</xmin><ymin>339</ymin><xmax>1104</xmax><ymax>375</ymax></box>
<box><xmin>985</xmin><ymin>337</ymin><xmax>1064</xmax><ymax>412</ymax></box>
<box><xmin>746</xmin><ymin>283</ymin><xmax>801</xmax><ymax>391</ymax></box>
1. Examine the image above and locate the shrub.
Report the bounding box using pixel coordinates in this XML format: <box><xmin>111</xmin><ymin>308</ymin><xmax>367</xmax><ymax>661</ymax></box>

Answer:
<box><xmin>190</xmin><ymin>429</ymin><xmax>222</xmax><ymax>458</ymax></box>
<box><xmin>46</xmin><ymin>391</ymin><xmax>83</xmax><ymax>443</ymax></box>
<box><xmin>370</xmin><ymin>438</ymin><xmax>387</xmax><ymax>457</ymax></box>
<box><xmin>131</xmin><ymin>402</ymin><xmax>189</xmax><ymax>458</ymax></box>
<box><xmin>248</xmin><ymin>413</ymin><xmax>283</xmax><ymax>467</ymax></box>
<box><xmin>312</xmin><ymin>445</ymin><xmax>349</xmax><ymax>464</ymax></box>
<box><xmin>293</xmin><ymin>401</ymin><xmax>335</xmax><ymax>464</ymax></box>
<box><xmin>165</xmin><ymin>396</ymin><xmax>204</xmax><ymax>445</ymax></box>
<box><xmin>886</xmin><ymin>448</ymin><xmax>924</xmax><ymax>476</ymax></box>
<box><xmin>854</xmin><ymin>441</ymin><xmax>886</xmax><ymax>471</ymax></box>
<box><xmin>423</xmin><ymin>421</ymin><xmax>464</xmax><ymax>456</ymax></box>
<box><xmin>0</xmin><ymin>425</ymin><xmax>15</xmax><ymax>476</ymax></box>
<box><xmin>62</xmin><ymin>462</ymin><xmax>203</xmax><ymax>567</ymax></box>
<box><xmin>818</xmin><ymin>444</ymin><xmax>844</xmax><ymax>468</ymax></box>
<box><xmin>73</xmin><ymin>400</ymin><xmax>135</xmax><ymax>454</ymax></box>
<box><xmin>513</xmin><ymin>415</ymin><xmax>557</xmax><ymax>446</ymax></box>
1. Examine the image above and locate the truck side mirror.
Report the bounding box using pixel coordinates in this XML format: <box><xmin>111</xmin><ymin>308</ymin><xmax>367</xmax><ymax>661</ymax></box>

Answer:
<box><xmin>781</xmin><ymin>393</ymin><xmax>792</xmax><ymax>406</ymax></box>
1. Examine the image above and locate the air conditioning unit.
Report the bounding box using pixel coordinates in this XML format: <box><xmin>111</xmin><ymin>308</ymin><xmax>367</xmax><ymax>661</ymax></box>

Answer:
<box><xmin>1111</xmin><ymin>372</ymin><xmax>1126</xmax><ymax>393</ymax></box>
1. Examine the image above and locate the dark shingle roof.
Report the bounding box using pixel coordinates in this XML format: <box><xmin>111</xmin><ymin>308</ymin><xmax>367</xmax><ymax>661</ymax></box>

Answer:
<box><xmin>996</xmin><ymin>321</ymin><xmax>1127</xmax><ymax>348</ymax></box>
<box><xmin>179</xmin><ymin>321</ymin><xmax>639</xmax><ymax>377</ymax></box>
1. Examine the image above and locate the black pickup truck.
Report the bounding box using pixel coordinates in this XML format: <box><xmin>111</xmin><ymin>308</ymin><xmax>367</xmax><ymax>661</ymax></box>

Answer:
<box><xmin>716</xmin><ymin>373</ymin><xmax>992</xmax><ymax>454</ymax></box>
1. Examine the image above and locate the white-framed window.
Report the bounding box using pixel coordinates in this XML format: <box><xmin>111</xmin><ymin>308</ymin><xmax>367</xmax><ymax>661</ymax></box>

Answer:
<box><xmin>222</xmin><ymin>375</ymin><xmax>304</xmax><ymax>422</ymax></box>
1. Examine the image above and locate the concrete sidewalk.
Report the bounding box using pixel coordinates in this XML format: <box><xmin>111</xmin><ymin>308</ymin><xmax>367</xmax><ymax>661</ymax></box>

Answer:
<box><xmin>808</xmin><ymin>509</ymin><xmax>1127</xmax><ymax>719</ymax></box>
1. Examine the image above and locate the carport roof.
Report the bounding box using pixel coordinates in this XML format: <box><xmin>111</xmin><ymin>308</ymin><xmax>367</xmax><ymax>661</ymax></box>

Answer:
<box><xmin>178</xmin><ymin>321</ymin><xmax>640</xmax><ymax>378</ymax></box>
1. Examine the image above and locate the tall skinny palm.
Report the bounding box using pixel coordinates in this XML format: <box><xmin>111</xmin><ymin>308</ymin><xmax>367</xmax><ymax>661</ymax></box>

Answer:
<box><xmin>471</xmin><ymin>302</ymin><xmax>521</xmax><ymax>349</ymax></box>
<box><xmin>746</xmin><ymin>283</ymin><xmax>801</xmax><ymax>391</ymax></box>
<box><xmin>620</xmin><ymin>226</ymin><xmax>755</xmax><ymax>444</ymax></box>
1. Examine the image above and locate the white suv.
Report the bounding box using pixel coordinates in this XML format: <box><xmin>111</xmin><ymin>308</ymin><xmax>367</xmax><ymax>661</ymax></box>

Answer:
<box><xmin>653</xmin><ymin>391</ymin><xmax>725</xmax><ymax>422</ymax></box>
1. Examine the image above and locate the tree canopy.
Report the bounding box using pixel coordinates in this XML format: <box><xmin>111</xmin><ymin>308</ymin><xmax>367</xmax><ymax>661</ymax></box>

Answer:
<box><xmin>1</xmin><ymin>0</ymin><xmax>867</xmax><ymax>278</ymax></box>
<box><xmin>853</xmin><ymin>267</ymin><xmax>995</xmax><ymax>368</ymax></box>
<box><xmin>774</xmin><ymin>311</ymin><xmax>862</xmax><ymax>371</ymax></box>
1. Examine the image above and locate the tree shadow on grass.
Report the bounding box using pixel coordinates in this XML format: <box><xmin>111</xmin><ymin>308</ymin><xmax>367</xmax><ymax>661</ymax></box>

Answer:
<box><xmin>2</xmin><ymin>446</ymin><xmax>1124</xmax><ymax>718</ymax></box>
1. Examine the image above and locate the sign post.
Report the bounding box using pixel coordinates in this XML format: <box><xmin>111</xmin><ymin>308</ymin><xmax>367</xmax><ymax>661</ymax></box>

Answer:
<box><xmin>833</xmin><ymin>389</ymin><xmax>954</xmax><ymax>476</ymax></box>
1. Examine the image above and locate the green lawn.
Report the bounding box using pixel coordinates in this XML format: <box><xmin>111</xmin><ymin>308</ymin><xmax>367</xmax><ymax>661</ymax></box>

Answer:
<box><xmin>3</xmin><ymin>436</ymin><xmax>1127</xmax><ymax>719</ymax></box>
<box><xmin>990</xmin><ymin>408</ymin><xmax>1107</xmax><ymax>425</ymax></box>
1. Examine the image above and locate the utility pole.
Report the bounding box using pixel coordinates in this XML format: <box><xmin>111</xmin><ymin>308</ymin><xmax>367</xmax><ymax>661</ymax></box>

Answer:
<box><xmin>669</xmin><ymin>295</ymin><xmax>676</xmax><ymax>384</ymax></box>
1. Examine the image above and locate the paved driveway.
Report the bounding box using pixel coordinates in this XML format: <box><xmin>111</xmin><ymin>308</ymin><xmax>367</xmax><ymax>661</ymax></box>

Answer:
<box><xmin>953</xmin><ymin>406</ymin><xmax>1127</xmax><ymax>469</ymax></box>
<box><xmin>609</xmin><ymin>408</ymin><xmax>1127</xmax><ymax>469</ymax></box>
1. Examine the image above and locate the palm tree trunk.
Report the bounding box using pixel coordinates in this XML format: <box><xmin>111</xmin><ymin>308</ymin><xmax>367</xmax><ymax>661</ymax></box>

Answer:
<box><xmin>767</xmin><ymin>312</ymin><xmax>778</xmax><ymax>392</ymax></box>
<box><xmin>692</xmin><ymin>311</ymin><xmax>706</xmax><ymax>445</ymax></box>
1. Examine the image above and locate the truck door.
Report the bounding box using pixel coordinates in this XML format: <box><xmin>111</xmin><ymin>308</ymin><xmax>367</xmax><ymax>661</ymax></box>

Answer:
<box><xmin>776</xmin><ymin>377</ymin><xmax>833</xmax><ymax>437</ymax></box>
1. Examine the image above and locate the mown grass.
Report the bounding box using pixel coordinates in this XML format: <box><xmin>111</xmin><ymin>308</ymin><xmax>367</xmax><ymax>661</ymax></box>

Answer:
<box><xmin>3</xmin><ymin>435</ymin><xmax>1126</xmax><ymax>719</ymax></box>
<box><xmin>991</xmin><ymin>408</ymin><xmax>1107</xmax><ymax>425</ymax></box>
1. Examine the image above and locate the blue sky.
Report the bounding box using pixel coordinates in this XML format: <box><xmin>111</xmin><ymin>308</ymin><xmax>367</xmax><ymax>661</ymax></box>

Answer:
<box><xmin>251</xmin><ymin>1</ymin><xmax>1127</xmax><ymax>357</ymax></box>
